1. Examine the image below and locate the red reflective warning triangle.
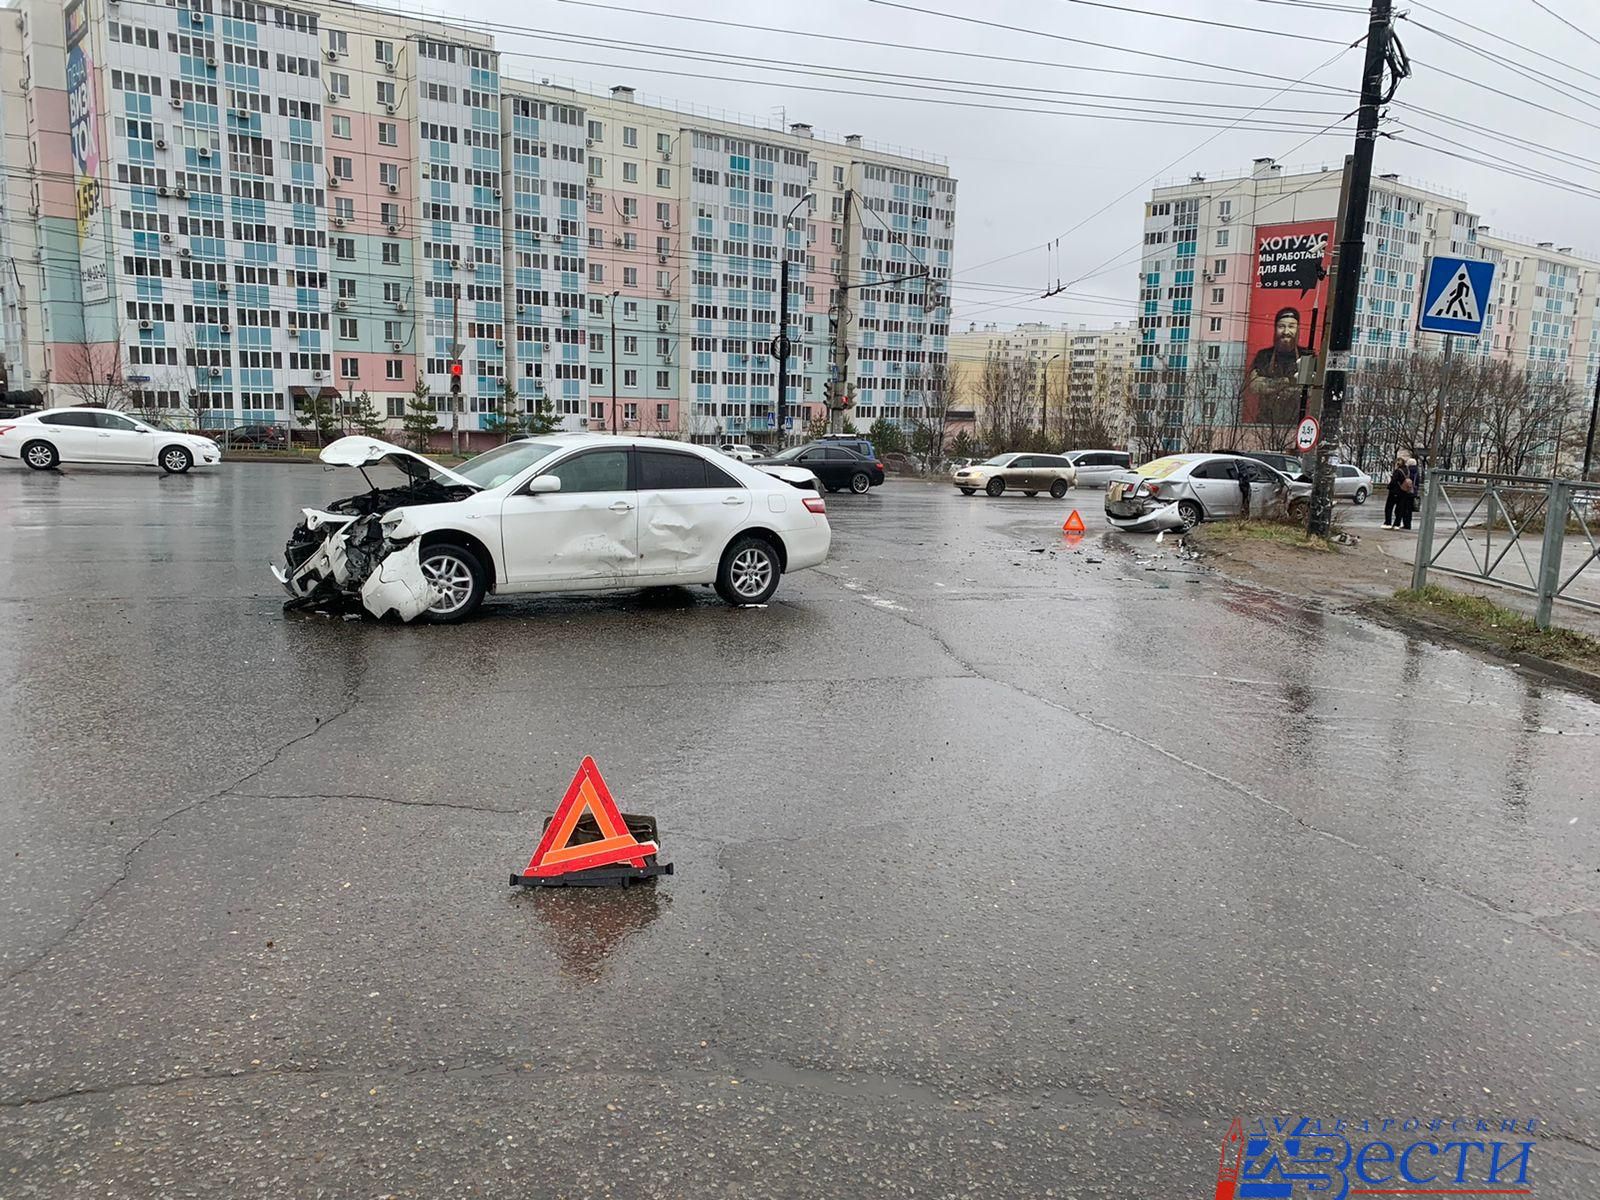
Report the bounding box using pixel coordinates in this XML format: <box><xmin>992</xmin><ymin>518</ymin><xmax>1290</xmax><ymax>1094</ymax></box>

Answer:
<box><xmin>521</xmin><ymin>757</ymin><xmax>657</xmax><ymax>877</ymax></box>
<box><xmin>1062</xmin><ymin>509</ymin><xmax>1086</xmax><ymax>533</ymax></box>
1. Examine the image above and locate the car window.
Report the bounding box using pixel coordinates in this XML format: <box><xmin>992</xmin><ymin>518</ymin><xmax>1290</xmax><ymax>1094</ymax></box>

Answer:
<box><xmin>95</xmin><ymin>412</ymin><xmax>141</xmax><ymax>431</ymax></box>
<box><xmin>1036</xmin><ymin>456</ymin><xmax>1068</xmax><ymax>467</ymax></box>
<box><xmin>1009</xmin><ymin>456</ymin><xmax>1035</xmax><ymax>469</ymax></box>
<box><xmin>1192</xmin><ymin>460</ymin><xmax>1239</xmax><ymax>480</ymax></box>
<box><xmin>704</xmin><ymin>458</ymin><xmax>738</xmax><ymax>488</ymax></box>
<box><xmin>546</xmin><ymin>449</ymin><xmax>630</xmax><ymax>493</ymax></box>
<box><xmin>42</xmin><ymin>411</ymin><xmax>95</xmax><ymax>427</ymax></box>
<box><xmin>637</xmin><ymin>449</ymin><xmax>711</xmax><ymax>489</ymax></box>
<box><xmin>1337</xmin><ymin>465</ymin><xmax>1356</xmax><ymax>478</ymax></box>
<box><xmin>823</xmin><ymin>448</ymin><xmax>855</xmax><ymax>461</ymax></box>
<box><xmin>1109</xmin><ymin>453</ymin><xmax>1131</xmax><ymax>467</ymax></box>
<box><xmin>1242</xmin><ymin>462</ymin><xmax>1279</xmax><ymax>483</ymax></box>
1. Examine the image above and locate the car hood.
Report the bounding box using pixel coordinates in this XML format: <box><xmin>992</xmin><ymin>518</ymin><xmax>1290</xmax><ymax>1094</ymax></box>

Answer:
<box><xmin>318</xmin><ymin>435</ymin><xmax>477</xmax><ymax>489</ymax></box>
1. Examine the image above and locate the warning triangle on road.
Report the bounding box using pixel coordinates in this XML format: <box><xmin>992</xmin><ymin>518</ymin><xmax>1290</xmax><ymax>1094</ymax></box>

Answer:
<box><xmin>1426</xmin><ymin>264</ymin><xmax>1482</xmax><ymax>324</ymax></box>
<box><xmin>520</xmin><ymin>757</ymin><xmax>658</xmax><ymax>877</ymax></box>
<box><xmin>1062</xmin><ymin>509</ymin><xmax>1086</xmax><ymax>533</ymax></box>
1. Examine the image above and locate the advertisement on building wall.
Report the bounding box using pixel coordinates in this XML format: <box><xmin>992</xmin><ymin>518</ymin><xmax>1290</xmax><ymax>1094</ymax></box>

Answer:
<box><xmin>64</xmin><ymin>0</ymin><xmax>110</xmax><ymax>305</ymax></box>
<box><xmin>1242</xmin><ymin>220</ymin><xmax>1333</xmax><ymax>427</ymax></box>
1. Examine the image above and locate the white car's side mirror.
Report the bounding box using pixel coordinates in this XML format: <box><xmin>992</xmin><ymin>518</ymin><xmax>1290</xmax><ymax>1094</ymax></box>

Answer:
<box><xmin>526</xmin><ymin>475</ymin><xmax>562</xmax><ymax>494</ymax></box>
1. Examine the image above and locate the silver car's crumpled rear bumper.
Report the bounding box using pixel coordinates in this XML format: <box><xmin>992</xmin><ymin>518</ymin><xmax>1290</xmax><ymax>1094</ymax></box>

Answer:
<box><xmin>1104</xmin><ymin>499</ymin><xmax>1187</xmax><ymax>533</ymax></box>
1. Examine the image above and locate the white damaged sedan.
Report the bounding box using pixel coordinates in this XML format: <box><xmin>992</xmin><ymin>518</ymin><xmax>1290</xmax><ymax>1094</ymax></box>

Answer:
<box><xmin>273</xmin><ymin>434</ymin><xmax>830</xmax><ymax>622</ymax></box>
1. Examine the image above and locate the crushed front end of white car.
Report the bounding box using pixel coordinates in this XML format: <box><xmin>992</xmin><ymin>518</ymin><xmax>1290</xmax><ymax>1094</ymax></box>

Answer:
<box><xmin>273</xmin><ymin>437</ymin><xmax>478</xmax><ymax>620</ymax></box>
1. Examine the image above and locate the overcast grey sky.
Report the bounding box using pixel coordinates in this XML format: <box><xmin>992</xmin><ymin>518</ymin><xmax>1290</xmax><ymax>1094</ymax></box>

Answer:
<box><xmin>389</xmin><ymin>0</ymin><xmax>1599</xmax><ymax>328</ymax></box>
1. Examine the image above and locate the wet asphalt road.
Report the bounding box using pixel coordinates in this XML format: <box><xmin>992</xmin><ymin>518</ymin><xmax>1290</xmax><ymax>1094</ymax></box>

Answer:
<box><xmin>2</xmin><ymin>462</ymin><xmax>1598</xmax><ymax>1198</ymax></box>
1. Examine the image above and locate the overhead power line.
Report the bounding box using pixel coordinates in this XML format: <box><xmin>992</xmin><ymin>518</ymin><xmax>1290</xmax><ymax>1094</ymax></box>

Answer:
<box><xmin>1407</xmin><ymin>0</ymin><xmax>1600</xmax><ymax>87</ymax></box>
<box><xmin>866</xmin><ymin>0</ymin><xmax>1359</xmax><ymax>91</ymax></box>
<box><xmin>1043</xmin><ymin>0</ymin><xmax>1351</xmax><ymax>45</ymax></box>
<box><xmin>1529</xmin><ymin>0</ymin><xmax>1600</xmax><ymax>50</ymax></box>
<box><xmin>538</xmin><ymin>0</ymin><xmax>1356</xmax><ymax>96</ymax></box>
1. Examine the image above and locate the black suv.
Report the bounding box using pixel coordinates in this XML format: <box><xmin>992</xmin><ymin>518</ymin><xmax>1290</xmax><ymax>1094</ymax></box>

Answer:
<box><xmin>817</xmin><ymin>434</ymin><xmax>879</xmax><ymax>461</ymax></box>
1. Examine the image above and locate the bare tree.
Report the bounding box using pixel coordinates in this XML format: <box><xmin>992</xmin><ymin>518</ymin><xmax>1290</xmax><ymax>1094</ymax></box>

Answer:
<box><xmin>57</xmin><ymin>330</ymin><xmax>131</xmax><ymax>409</ymax></box>
<box><xmin>905</xmin><ymin>361</ymin><xmax>957</xmax><ymax>469</ymax></box>
<box><xmin>976</xmin><ymin>352</ymin><xmax>1033</xmax><ymax>450</ymax></box>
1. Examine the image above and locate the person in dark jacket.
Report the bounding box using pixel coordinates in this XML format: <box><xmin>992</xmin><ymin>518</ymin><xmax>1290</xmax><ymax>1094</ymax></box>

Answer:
<box><xmin>1385</xmin><ymin>456</ymin><xmax>1416</xmax><ymax>530</ymax></box>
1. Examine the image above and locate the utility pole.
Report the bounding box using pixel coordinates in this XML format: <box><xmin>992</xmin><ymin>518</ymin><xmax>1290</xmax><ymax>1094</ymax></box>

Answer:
<box><xmin>774</xmin><ymin>192</ymin><xmax>813</xmax><ymax>449</ymax></box>
<box><xmin>1043</xmin><ymin>352</ymin><xmax>1061</xmax><ymax>443</ymax></box>
<box><xmin>828</xmin><ymin>187</ymin><xmax>854</xmax><ymax>435</ymax></box>
<box><xmin>609</xmin><ymin>289</ymin><xmax>620</xmax><ymax>433</ymax></box>
<box><xmin>1309</xmin><ymin>0</ymin><xmax>1404</xmax><ymax>536</ymax></box>
<box><xmin>449</xmin><ymin>283</ymin><xmax>462</xmax><ymax>457</ymax></box>
<box><xmin>1583</xmin><ymin>366</ymin><xmax>1599</xmax><ymax>481</ymax></box>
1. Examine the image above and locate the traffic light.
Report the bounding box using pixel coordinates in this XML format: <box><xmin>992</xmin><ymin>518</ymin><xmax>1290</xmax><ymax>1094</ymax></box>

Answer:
<box><xmin>449</xmin><ymin>362</ymin><xmax>463</xmax><ymax>378</ymax></box>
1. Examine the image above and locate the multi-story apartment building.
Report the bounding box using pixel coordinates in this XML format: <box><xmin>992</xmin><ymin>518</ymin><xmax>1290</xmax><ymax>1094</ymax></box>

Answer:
<box><xmin>948</xmin><ymin>321</ymin><xmax>1137</xmax><ymax>443</ymax></box>
<box><xmin>0</xmin><ymin>0</ymin><xmax>956</xmax><ymax>447</ymax></box>
<box><xmin>1136</xmin><ymin>157</ymin><xmax>1599</xmax><ymax>444</ymax></box>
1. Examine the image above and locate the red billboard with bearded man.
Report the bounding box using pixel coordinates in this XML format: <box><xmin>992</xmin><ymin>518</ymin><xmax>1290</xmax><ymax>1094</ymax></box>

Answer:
<box><xmin>1242</xmin><ymin>220</ymin><xmax>1334</xmax><ymax>428</ymax></box>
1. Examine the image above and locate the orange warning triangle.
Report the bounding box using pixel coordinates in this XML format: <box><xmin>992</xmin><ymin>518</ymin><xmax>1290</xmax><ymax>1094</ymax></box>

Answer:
<box><xmin>1062</xmin><ymin>509</ymin><xmax>1086</xmax><ymax>533</ymax></box>
<box><xmin>521</xmin><ymin>757</ymin><xmax>659</xmax><ymax>877</ymax></box>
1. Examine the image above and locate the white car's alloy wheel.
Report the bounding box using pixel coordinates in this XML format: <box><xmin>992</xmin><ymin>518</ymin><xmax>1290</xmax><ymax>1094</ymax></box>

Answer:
<box><xmin>421</xmin><ymin>550</ymin><xmax>476</xmax><ymax>616</ymax></box>
<box><xmin>729</xmin><ymin>547</ymin><xmax>774</xmax><ymax>599</ymax></box>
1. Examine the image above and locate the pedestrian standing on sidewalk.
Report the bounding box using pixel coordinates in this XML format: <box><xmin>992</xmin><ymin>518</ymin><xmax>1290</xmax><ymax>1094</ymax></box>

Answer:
<box><xmin>1391</xmin><ymin>457</ymin><xmax>1417</xmax><ymax>530</ymax></box>
<box><xmin>1383</xmin><ymin>455</ymin><xmax>1407</xmax><ymax>528</ymax></box>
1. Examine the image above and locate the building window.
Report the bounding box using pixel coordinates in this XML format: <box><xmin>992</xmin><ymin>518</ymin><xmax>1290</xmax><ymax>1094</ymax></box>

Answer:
<box><xmin>378</xmin><ymin>162</ymin><xmax>399</xmax><ymax>188</ymax></box>
<box><xmin>623</xmin><ymin>267</ymin><xmax>638</xmax><ymax>287</ymax></box>
<box><xmin>656</xmin><ymin>168</ymin><xmax>670</xmax><ymax>188</ymax></box>
<box><xmin>1217</xmin><ymin>199</ymin><xmax>1231</xmax><ymax>218</ymax></box>
<box><xmin>328</xmin><ymin>29</ymin><xmax>348</xmax><ymax>55</ymax></box>
<box><xmin>378</xmin><ymin>121</ymin><xmax>397</xmax><ymax>146</ymax></box>
<box><xmin>657</xmin><ymin>132</ymin><xmax>671</xmax><ymax>154</ymax></box>
<box><xmin>340</xmin><ymin>356</ymin><xmax>359</xmax><ymax>378</ymax></box>
<box><xmin>383</xmin><ymin>281</ymin><xmax>401</xmax><ymax>303</ymax></box>
<box><xmin>1216</xmin><ymin>230</ymin><xmax>1229</xmax><ymax>248</ymax></box>
<box><xmin>1213</xmin><ymin>259</ymin><xmax>1226</xmax><ymax>275</ymax></box>
<box><xmin>339</xmin><ymin>318</ymin><xmax>358</xmax><ymax>339</ymax></box>
<box><xmin>332</xmin><ymin>115</ymin><xmax>351</xmax><ymax>139</ymax></box>
<box><xmin>376</xmin><ymin>80</ymin><xmax>395</xmax><ymax>107</ymax></box>
<box><xmin>657</xmin><ymin>201</ymin><xmax>671</xmax><ymax>223</ymax></box>
<box><xmin>337</xmin><ymin>277</ymin><xmax>356</xmax><ymax>299</ymax></box>
<box><xmin>622</xmin><ymin>336</ymin><xmax>638</xmax><ymax>354</ymax></box>
<box><xmin>588</xmin><ymin>156</ymin><xmax>603</xmax><ymax>178</ymax></box>
<box><xmin>334</xmin><ymin>197</ymin><xmax>354</xmax><ymax>221</ymax></box>
<box><xmin>335</xmin><ymin>238</ymin><xmax>356</xmax><ymax>260</ymax></box>
<box><xmin>382</xmin><ymin>242</ymin><xmax>400</xmax><ymax>264</ymax></box>
<box><xmin>623</xmin><ymin>162</ymin><xmax>638</xmax><ymax>184</ymax></box>
<box><xmin>375</xmin><ymin>38</ymin><xmax>394</xmax><ymax>64</ymax></box>
<box><xmin>386</xmin><ymin>359</ymin><xmax>403</xmax><ymax>380</ymax></box>
<box><xmin>1208</xmin><ymin>317</ymin><xmax>1222</xmax><ymax>332</ymax></box>
<box><xmin>833</xmin><ymin>165</ymin><xmax>845</xmax><ymax>185</ymax></box>
<box><xmin>587</xmin><ymin>119</ymin><xmax>603</xmax><ymax>142</ymax></box>
<box><xmin>622</xmin><ymin>300</ymin><xmax>638</xmax><ymax>320</ymax></box>
<box><xmin>1210</xmin><ymin>287</ymin><xmax>1224</xmax><ymax>304</ymax></box>
<box><xmin>589</xmin><ymin>263</ymin><xmax>604</xmax><ymax>283</ymax></box>
<box><xmin>590</xmin><ymin>367</ymin><xmax>606</xmax><ymax>386</ymax></box>
<box><xmin>328</xmin><ymin>71</ymin><xmax>350</xmax><ymax>98</ymax></box>
<box><xmin>623</xmin><ymin>126</ymin><xmax>638</xmax><ymax>148</ymax></box>
<box><xmin>332</xmin><ymin>155</ymin><xmax>354</xmax><ymax>180</ymax></box>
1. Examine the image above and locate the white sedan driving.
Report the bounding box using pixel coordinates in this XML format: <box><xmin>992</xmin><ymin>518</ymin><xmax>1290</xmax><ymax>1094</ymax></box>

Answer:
<box><xmin>1</xmin><ymin>407</ymin><xmax>221</xmax><ymax>473</ymax></box>
<box><xmin>274</xmin><ymin>434</ymin><xmax>831</xmax><ymax>622</ymax></box>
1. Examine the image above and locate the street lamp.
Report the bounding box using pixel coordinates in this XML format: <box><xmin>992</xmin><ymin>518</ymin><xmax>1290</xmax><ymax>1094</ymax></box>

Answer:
<box><xmin>772</xmin><ymin>191</ymin><xmax>814</xmax><ymax>445</ymax></box>
<box><xmin>608</xmin><ymin>289</ymin><xmax>620</xmax><ymax>434</ymax></box>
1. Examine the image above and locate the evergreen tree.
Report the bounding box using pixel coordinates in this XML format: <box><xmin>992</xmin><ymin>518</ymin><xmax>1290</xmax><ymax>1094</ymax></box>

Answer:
<box><xmin>401</xmin><ymin>378</ymin><xmax>439</xmax><ymax>451</ymax></box>
<box><xmin>349</xmin><ymin>390</ymin><xmax>385</xmax><ymax>437</ymax></box>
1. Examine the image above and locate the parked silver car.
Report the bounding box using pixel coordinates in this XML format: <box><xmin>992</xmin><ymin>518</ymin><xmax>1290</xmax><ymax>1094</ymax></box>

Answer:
<box><xmin>953</xmin><ymin>453</ymin><xmax>1078</xmax><ymax>498</ymax></box>
<box><xmin>1061</xmin><ymin>449</ymin><xmax>1134</xmax><ymax>488</ymax></box>
<box><xmin>1105</xmin><ymin>453</ymin><xmax>1312</xmax><ymax>532</ymax></box>
<box><xmin>1335</xmin><ymin>463</ymin><xmax>1372</xmax><ymax>504</ymax></box>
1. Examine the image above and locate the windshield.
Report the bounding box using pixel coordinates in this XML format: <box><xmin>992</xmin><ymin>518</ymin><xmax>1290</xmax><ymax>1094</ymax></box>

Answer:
<box><xmin>980</xmin><ymin>454</ymin><xmax>1016</xmax><ymax>466</ymax></box>
<box><xmin>453</xmin><ymin>440</ymin><xmax>562</xmax><ymax>488</ymax></box>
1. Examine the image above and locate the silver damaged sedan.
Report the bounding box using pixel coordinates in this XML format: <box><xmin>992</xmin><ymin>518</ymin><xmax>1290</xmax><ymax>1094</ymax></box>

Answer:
<box><xmin>1104</xmin><ymin>453</ymin><xmax>1312</xmax><ymax>532</ymax></box>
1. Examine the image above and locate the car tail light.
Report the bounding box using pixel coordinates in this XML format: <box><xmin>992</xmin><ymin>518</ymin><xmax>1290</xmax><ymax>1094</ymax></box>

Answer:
<box><xmin>802</xmin><ymin>495</ymin><xmax>827</xmax><ymax>515</ymax></box>
<box><xmin>1147</xmin><ymin>483</ymin><xmax>1160</xmax><ymax>497</ymax></box>
<box><xmin>874</xmin><ymin>460</ymin><xmax>885</xmax><ymax>470</ymax></box>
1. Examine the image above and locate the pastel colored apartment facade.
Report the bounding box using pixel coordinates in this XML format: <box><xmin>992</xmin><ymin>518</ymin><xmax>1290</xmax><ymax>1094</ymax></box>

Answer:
<box><xmin>948</xmin><ymin>321</ymin><xmax>1138</xmax><ymax>446</ymax></box>
<box><xmin>0</xmin><ymin>0</ymin><xmax>956</xmax><ymax>448</ymax></box>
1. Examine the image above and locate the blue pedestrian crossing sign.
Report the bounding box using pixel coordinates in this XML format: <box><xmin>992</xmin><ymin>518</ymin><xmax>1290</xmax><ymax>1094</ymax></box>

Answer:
<box><xmin>1418</xmin><ymin>256</ymin><xmax>1496</xmax><ymax>337</ymax></box>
